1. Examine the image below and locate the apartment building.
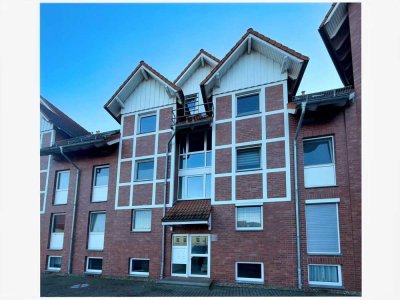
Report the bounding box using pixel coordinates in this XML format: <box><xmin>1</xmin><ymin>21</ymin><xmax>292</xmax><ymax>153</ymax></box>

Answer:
<box><xmin>40</xmin><ymin>3</ymin><xmax>361</xmax><ymax>292</ymax></box>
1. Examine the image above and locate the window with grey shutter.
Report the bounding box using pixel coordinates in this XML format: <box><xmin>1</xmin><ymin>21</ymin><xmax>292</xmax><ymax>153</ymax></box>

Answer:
<box><xmin>237</xmin><ymin>147</ymin><xmax>261</xmax><ymax>171</ymax></box>
<box><xmin>305</xmin><ymin>203</ymin><xmax>340</xmax><ymax>254</ymax></box>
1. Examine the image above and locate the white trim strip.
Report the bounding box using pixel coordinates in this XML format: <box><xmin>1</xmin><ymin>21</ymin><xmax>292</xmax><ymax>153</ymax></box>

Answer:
<box><xmin>305</xmin><ymin>198</ymin><xmax>340</xmax><ymax>204</ymax></box>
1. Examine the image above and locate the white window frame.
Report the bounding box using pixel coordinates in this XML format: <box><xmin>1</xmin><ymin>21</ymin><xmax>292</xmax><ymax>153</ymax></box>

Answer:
<box><xmin>179</xmin><ymin>130</ymin><xmax>212</xmax><ymax>170</ymax></box>
<box><xmin>308</xmin><ymin>264</ymin><xmax>342</xmax><ymax>287</ymax></box>
<box><xmin>305</xmin><ymin>202</ymin><xmax>341</xmax><ymax>255</ymax></box>
<box><xmin>88</xmin><ymin>211</ymin><xmax>106</xmax><ymax>251</ymax></box>
<box><xmin>138</xmin><ymin>112</ymin><xmax>157</xmax><ymax>134</ymax></box>
<box><xmin>54</xmin><ymin>170</ymin><xmax>70</xmax><ymax>205</ymax></box>
<box><xmin>85</xmin><ymin>257</ymin><xmax>103</xmax><ymax>274</ymax></box>
<box><xmin>235</xmin><ymin>262</ymin><xmax>264</xmax><ymax>284</ymax></box>
<box><xmin>92</xmin><ymin>165</ymin><xmax>109</xmax><ymax>202</ymax></box>
<box><xmin>135</xmin><ymin>159</ymin><xmax>154</xmax><ymax>182</ymax></box>
<box><xmin>235</xmin><ymin>205</ymin><xmax>263</xmax><ymax>231</ymax></box>
<box><xmin>236</xmin><ymin>145</ymin><xmax>262</xmax><ymax>172</ymax></box>
<box><xmin>132</xmin><ymin>209</ymin><xmax>152</xmax><ymax>232</ymax></box>
<box><xmin>129</xmin><ymin>258</ymin><xmax>150</xmax><ymax>277</ymax></box>
<box><xmin>49</xmin><ymin>213</ymin><xmax>65</xmax><ymax>250</ymax></box>
<box><xmin>178</xmin><ymin>173</ymin><xmax>211</xmax><ymax>200</ymax></box>
<box><xmin>47</xmin><ymin>256</ymin><xmax>62</xmax><ymax>272</ymax></box>
<box><xmin>236</xmin><ymin>91</ymin><xmax>260</xmax><ymax>117</ymax></box>
<box><xmin>303</xmin><ymin>136</ymin><xmax>336</xmax><ymax>188</ymax></box>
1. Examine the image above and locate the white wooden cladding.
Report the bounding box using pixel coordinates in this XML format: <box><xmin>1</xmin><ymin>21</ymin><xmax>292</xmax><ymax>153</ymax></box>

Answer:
<box><xmin>121</xmin><ymin>78</ymin><xmax>174</xmax><ymax>115</ymax></box>
<box><xmin>40</xmin><ymin>115</ymin><xmax>53</xmax><ymax>132</ymax></box>
<box><xmin>181</xmin><ymin>64</ymin><xmax>213</xmax><ymax>95</ymax></box>
<box><xmin>213</xmin><ymin>51</ymin><xmax>286</xmax><ymax>95</ymax></box>
<box><xmin>305</xmin><ymin>203</ymin><xmax>340</xmax><ymax>254</ymax></box>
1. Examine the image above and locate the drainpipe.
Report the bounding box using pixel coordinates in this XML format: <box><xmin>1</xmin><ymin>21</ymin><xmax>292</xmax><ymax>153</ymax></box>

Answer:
<box><xmin>60</xmin><ymin>146</ymin><xmax>81</xmax><ymax>275</ymax></box>
<box><xmin>160</xmin><ymin>130</ymin><xmax>177</xmax><ymax>280</ymax></box>
<box><xmin>294</xmin><ymin>101</ymin><xmax>307</xmax><ymax>289</ymax></box>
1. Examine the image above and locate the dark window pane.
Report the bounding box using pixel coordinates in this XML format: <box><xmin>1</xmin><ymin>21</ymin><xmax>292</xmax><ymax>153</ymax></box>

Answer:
<box><xmin>191</xmin><ymin>236</ymin><xmax>208</xmax><ymax>254</ymax></box>
<box><xmin>237</xmin><ymin>148</ymin><xmax>261</xmax><ymax>170</ymax></box>
<box><xmin>57</xmin><ymin>172</ymin><xmax>69</xmax><ymax>190</ymax></box>
<box><xmin>303</xmin><ymin>138</ymin><xmax>333</xmax><ymax>166</ymax></box>
<box><xmin>205</xmin><ymin>174</ymin><xmax>211</xmax><ymax>198</ymax></box>
<box><xmin>178</xmin><ymin>177</ymin><xmax>183</xmax><ymax>199</ymax></box>
<box><xmin>95</xmin><ymin>167</ymin><xmax>109</xmax><ymax>186</ymax></box>
<box><xmin>188</xmin><ymin>132</ymin><xmax>204</xmax><ymax>152</ymax></box>
<box><xmin>173</xmin><ymin>235</ymin><xmax>187</xmax><ymax>246</ymax></box>
<box><xmin>49</xmin><ymin>257</ymin><xmax>61</xmax><ymax>268</ymax></box>
<box><xmin>53</xmin><ymin>214</ymin><xmax>65</xmax><ymax>232</ymax></box>
<box><xmin>131</xmin><ymin>259</ymin><xmax>149</xmax><ymax>273</ymax></box>
<box><xmin>185</xmin><ymin>97</ymin><xmax>198</xmax><ymax>115</ymax></box>
<box><xmin>190</xmin><ymin>257</ymin><xmax>208</xmax><ymax>275</ymax></box>
<box><xmin>237</xmin><ymin>263</ymin><xmax>262</xmax><ymax>279</ymax></box>
<box><xmin>206</xmin><ymin>152</ymin><xmax>212</xmax><ymax>167</ymax></box>
<box><xmin>136</xmin><ymin>160</ymin><xmax>154</xmax><ymax>180</ymax></box>
<box><xmin>88</xmin><ymin>258</ymin><xmax>102</xmax><ymax>270</ymax></box>
<box><xmin>140</xmin><ymin>115</ymin><xmax>156</xmax><ymax>133</ymax></box>
<box><xmin>206</xmin><ymin>130</ymin><xmax>212</xmax><ymax>151</ymax></box>
<box><xmin>187</xmin><ymin>153</ymin><xmax>205</xmax><ymax>168</ymax></box>
<box><xmin>237</xmin><ymin>207</ymin><xmax>261</xmax><ymax>228</ymax></box>
<box><xmin>309</xmin><ymin>265</ymin><xmax>339</xmax><ymax>283</ymax></box>
<box><xmin>172</xmin><ymin>264</ymin><xmax>186</xmax><ymax>274</ymax></box>
<box><xmin>237</xmin><ymin>94</ymin><xmax>259</xmax><ymax>116</ymax></box>
<box><xmin>90</xmin><ymin>213</ymin><xmax>106</xmax><ymax>233</ymax></box>
<box><xmin>179</xmin><ymin>135</ymin><xmax>187</xmax><ymax>154</ymax></box>
<box><xmin>187</xmin><ymin>176</ymin><xmax>204</xmax><ymax>199</ymax></box>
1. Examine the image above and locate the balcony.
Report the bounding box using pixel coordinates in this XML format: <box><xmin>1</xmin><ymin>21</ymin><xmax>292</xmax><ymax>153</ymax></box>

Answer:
<box><xmin>172</xmin><ymin>94</ymin><xmax>213</xmax><ymax>130</ymax></box>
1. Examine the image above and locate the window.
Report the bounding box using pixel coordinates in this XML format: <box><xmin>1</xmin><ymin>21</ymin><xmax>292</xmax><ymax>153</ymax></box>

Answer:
<box><xmin>88</xmin><ymin>212</ymin><xmax>106</xmax><ymax>250</ymax></box>
<box><xmin>303</xmin><ymin>137</ymin><xmax>336</xmax><ymax>187</ymax></box>
<box><xmin>237</xmin><ymin>147</ymin><xmax>261</xmax><ymax>171</ymax></box>
<box><xmin>308</xmin><ymin>264</ymin><xmax>342</xmax><ymax>287</ymax></box>
<box><xmin>132</xmin><ymin>210</ymin><xmax>152</xmax><ymax>232</ymax></box>
<box><xmin>135</xmin><ymin>160</ymin><xmax>154</xmax><ymax>181</ymax></box>
<box><xmin>178</xmin><ymin>130</ymin><xmax>211</xmax><ymax>200</ymax></box>
<box><xmin>86</xmin><ymin>257</ymin><xmax>103</xmax><ymax>274</ymax></box>
<box><xmin>54</xmin><ymin>170</ymin><xmax>69</xmax><ymax>205</ymax></box>
<box><xmin>92</xmin><ymin>166</ymin><xmax>109</xmax><ymax>202</ymax></box>
<box><xmin>237</xmin><ymin>93</ymin><xmax>259</xmax><ymax>116</ymax></box>
<box><xmin>236</xmin><ymin>262</ymin><xmax>264</xmax><ymax>283</ymax></box>
<box><xmin>139</xmin><ymin>114</ymin><xmax>156</xmax><ymax>134</ymax></box>
<box><xmin>178</xmin><ymin>174</ymin><xmax>211</xmax><ymax>200</ymax></box>
<box><xmin>305</xmin><ymin>203</ymin><xmax>340</xmax><ymax>254</ymax></box>
<box><xmin>49</xmin><ymin>214</ymin><xmax>65</xmax><ymax>250</ymax></box>
<box><xmin>129</xmin><ymin>259</ymin><xmax>150</xmax><ymax>276</ymax></box>
<box><xmin>236</xmin><ymin>206</ymin><xmax>263</xmax><ymax>230</ymax></box>
<box><xmin>47</xmin><ymin>256</ymin><xmax>61</xmax><ymax>272</ymax></box>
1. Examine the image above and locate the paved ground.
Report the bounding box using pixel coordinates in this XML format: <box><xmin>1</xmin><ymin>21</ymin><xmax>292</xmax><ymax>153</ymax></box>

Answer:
<box><xmin>41</xmin><ymin>273</ymin><xmax>355</xmax><ymax>297</ymax></box>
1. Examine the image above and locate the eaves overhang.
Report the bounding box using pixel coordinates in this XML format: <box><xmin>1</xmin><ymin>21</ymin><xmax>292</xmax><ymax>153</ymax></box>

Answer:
<box><xmin>40</xmin><ymin>130</ymin><xmax>120</xmax><ymax>156</ymax></box>
<box><xmin>161</xmin><ymin>200</ymin><xmax>211</xmax><ymax>228</ymax></box>
<box><xmin>104</xmin><ymin>61</ymin><xmax>184</xmax><ymax>123</ymax></box>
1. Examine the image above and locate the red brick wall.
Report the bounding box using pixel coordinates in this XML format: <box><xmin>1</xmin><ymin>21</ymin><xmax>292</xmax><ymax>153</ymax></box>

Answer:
<box><xmin>236</xmin><ymin>174</ymin><xmax>263</xmax><ymax>200</ymax></box>
<box><xmin>235</xmin><ymin>117</ymin><xmax>262</xmax><ymax>143</ymax></box>
<box><xmin>215</xmin><ymin>95</ymin><xmax>232</xmax><ymax>120</ymax></box>
<box><xmin>266</xmin><ymin>141</ymin><xmax>285</xmax><ymax>169</ymax></box>
<box><xmin>265</xmin><ymin>84</ymin><xmax>284</xmax><ymax>112</ymax></box>
<box><xmin>132</xmin><ymin>184</ymin><xmax>152</xmax><ymax>206</ymax></box>
<box><xmin>214</xmin><ymin>177</ymin><xmax>232</xmax><ymax>201</ymax></box>
<box><xmin>135</xmin><ymin>135</ymin><xmax>155</xmax><ymax>157</ymax></box>
<box><xmin>215</xmin><ymin>123</ymin><xmax>231</xmax><ymax>146</ymax></box>
<box><xmin>123</xmin><ymin>115</ymin><xmax>135</xmax><ymax>137</ymax></box>
<box><xmin>215</xmin><ymin>148</ymin><xmax>231</xmax><ymax>174</ymax></box>
<box><xmin>266</xmin><ymin>113</ymin><xmax>285</xmax><ymax>139</ymax></box>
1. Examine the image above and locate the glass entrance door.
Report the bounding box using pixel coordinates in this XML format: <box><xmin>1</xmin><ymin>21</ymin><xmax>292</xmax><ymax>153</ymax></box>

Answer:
<box><xmin>171</xmin><ymin>234</ymin><xmax>210</xmax><ymax>278</ymax></box>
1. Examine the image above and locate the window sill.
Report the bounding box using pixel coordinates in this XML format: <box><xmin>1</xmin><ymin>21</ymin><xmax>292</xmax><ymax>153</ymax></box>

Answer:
<box><xmin>52</xmin><ymin>203</ymin><xmax>68</xmax><ymax>206</ymax></box>
<box><xmin>236</xmin><ymin>111</ymin><xmax>261</xmax><ymax>118</ymax></box>
<box><xmin>91</xmin><ymin>200</ymin><xmax>108</xmax><ymax>203</ymax></box>
<box><xmin>85</xmin><ymin>271</ymin><xmax>102</xmax><ymax>275</ymax></box>
<box><xmin>304</xmin><ymin>184</ymin><xmax>338</xmax><ymax>189</ymax></box>
<box><xmin>308</xmin><ymin>284</ymin><xmax>343</xmax><ymax>289</ymax></box>
<box><xmin>134</xmin><ymin>179</ymin><xmax>153</xmax><ymax>183</ymax></box>
<box><xmin>236</xmin><ymin>228</ymin><xmax>263</xmax><ymax>232</ymax></box>
<box><xmin>47</xmin><ymin>269</ymin><xmax>61</xmax><ymax>272</ymax></box>
<box><xmin>48</xmin><ymin>248</ymin><xmax>63</xmax><ymax>251</ymax></box>
<box><xmin>235</xmin><ymin>279</ymin><xmax>264</xmax><ymax>285</ymax></box>
<box><xmin>307</xmin><ymin>253</ymin><xmax>342</xmax><ymax>256</ymax></box>
<box><xmin>129</xmin><ymin>273</ymin><xmax>149</xmax><ymax>277</ymax></box>
<box><xmin>236</xmin><ymin>168</ymin><xmax>262</xmax><ymax>173</ymax></box>
<box><xmin>131</xmin><ymin>230</ymin><xmax>152</xmax><ymax>233</ymax></box>
<box><xmin>87</xmin><ymin>249</ymin><xmax>104</xmax><ymax>252</ymax></box>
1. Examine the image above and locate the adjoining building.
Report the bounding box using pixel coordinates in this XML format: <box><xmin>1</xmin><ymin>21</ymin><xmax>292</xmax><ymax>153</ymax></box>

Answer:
<box><xmin>41</xmin><ymin>3</ymin><xmax>361</xmax><ymax>292</ymax></box>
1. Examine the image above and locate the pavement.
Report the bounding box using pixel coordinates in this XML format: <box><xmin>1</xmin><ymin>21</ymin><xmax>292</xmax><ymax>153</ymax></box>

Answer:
<box><xmin>41</xmin><ymin>273</ymin><xmax>357</xmax><ymax>297</ymax></box>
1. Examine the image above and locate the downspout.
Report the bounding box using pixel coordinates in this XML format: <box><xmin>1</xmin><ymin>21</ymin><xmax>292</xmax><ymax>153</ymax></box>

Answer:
<box><xmin>160</xmin><ymin>129</ymin><xmax>177</xmax><ymax>280</ymax></box>
<box><xmin>294</xmin><ymin>101</ymin><xmax>307</xmax><ymax>289</ymax></box>
<box><xmin>60</xmin><ymin>146</ymin><xmax>81</xmax><ymax>275</ymax></box>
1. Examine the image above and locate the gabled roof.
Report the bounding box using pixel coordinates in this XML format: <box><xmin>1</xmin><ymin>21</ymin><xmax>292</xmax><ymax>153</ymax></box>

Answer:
<box><xmin>319</xmin><ymin>3</ymin><xmax>354</xmax><ymax>87</ymax></box>
<box><xmin>200</xmin><ymin>28</ymin><xmax>309</xmax><ymax>99</ymax></box>
<box><xmin>104</xmin><ymin>60</ymin><xmax>184</xmax><ymax>123</ymax></box>
<box><xmin>174</xmin><ymin>49</ymin><xmax>219</xmax><ymax>87</ymax></box>
<box><xmin>40</xmin><ymin>96</ymin><xmax>90</xmax><ymax>138</ymax></box>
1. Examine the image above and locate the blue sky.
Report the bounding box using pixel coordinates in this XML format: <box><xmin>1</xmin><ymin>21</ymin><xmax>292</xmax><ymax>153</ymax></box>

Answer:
<box><xmin>40</xmin><ymin>3</ymin><xmax>342</xmax><ymax>133</ymax></box>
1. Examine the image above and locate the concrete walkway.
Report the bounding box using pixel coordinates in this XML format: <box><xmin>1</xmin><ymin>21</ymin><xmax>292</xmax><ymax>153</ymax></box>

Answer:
<box><xmin>41</xmin><ymin>273</ymin><xmax>356</xmax><ymax>297</ymax></box>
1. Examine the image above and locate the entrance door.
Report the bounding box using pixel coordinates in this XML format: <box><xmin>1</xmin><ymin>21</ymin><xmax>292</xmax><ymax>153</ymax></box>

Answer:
<box><xmin>171</xmin><ymin>234</ymin><xmax>210</xmax><ymax>278</ymax></box>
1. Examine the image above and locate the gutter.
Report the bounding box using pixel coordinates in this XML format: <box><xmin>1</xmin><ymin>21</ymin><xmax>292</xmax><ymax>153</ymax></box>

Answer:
<box><xmin>60</xmin><ymin>146</ymin><xmax>81</xmax><ymax>275</ymax></box>
<box><xmin>160</xmin><ymin>129</ymin><xmax>177</xmax><ymax>280</ymax></box>
<box><xmin>293</xmin><ymin>101</ymin><xmax>307</xmax><ymax>289</ymax></box>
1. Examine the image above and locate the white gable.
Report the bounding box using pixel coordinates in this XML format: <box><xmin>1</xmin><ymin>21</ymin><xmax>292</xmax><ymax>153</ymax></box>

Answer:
<box><xmin>121</xmin><ymin>77</ymin><xmax>173</xmax><ymax>114</ymax></box>
<box><xmin>213</xmin><ymin>50</ymin><xmax>287</xmax><ymax>95</ymax></box>
<box><xmin>181</xmin><ymin>64</ymin><xmax>214</xmax><ymax>95</ymax></box>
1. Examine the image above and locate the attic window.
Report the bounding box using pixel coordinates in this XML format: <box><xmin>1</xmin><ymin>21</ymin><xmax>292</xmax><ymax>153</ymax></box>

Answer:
<box><xmin>139</xmin><ymin>114</ymin><xmax>156</xmax><ymax>134</ymax></box>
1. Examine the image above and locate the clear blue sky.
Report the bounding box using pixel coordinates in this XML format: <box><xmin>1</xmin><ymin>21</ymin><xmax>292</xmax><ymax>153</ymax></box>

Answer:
<box><xmin>40</xmin><ymin>3</ymin><xmax>342</xmax><ymax>133</ymax></box>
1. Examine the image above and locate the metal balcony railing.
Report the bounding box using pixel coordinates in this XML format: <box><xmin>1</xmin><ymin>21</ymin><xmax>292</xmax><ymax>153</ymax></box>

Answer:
<box><xmin>293</xmin><ymin>86</ymin><xmax>354</xmax><ymax>103</ymax></box>
<box><xmin>172</xmin><ymin>95</ymin><xmax>213</xmax><ymax>128</ymax></box>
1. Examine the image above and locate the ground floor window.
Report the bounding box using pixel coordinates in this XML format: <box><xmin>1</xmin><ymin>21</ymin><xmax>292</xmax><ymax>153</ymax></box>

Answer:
<box><xmin>86</xmin><ymin>257</ymin><xmax>103</xmax><ymax>274</ymax></box>
<box><xmin>308</xmin><ymin>264</ymin><xmax>342</xmax><ymax>287</ymax></box>
<box><xmin>47</xmin><ymin>256</ymin><xmax>61</xmax><ymax>272</ymax></box>
<box><xmin>236</xmin><ymin>206</ymin><xmax>263</xmax><ymax>230</ymax></box>
<box><xmin>129</xmin><ymin>258</ymin><xmax>149</xmax><ymax>276</ymax></box>
<box><xmin>235</xmin><ymin>262</ymin><xmax>264</xmax><ymax>283</ymax></box>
